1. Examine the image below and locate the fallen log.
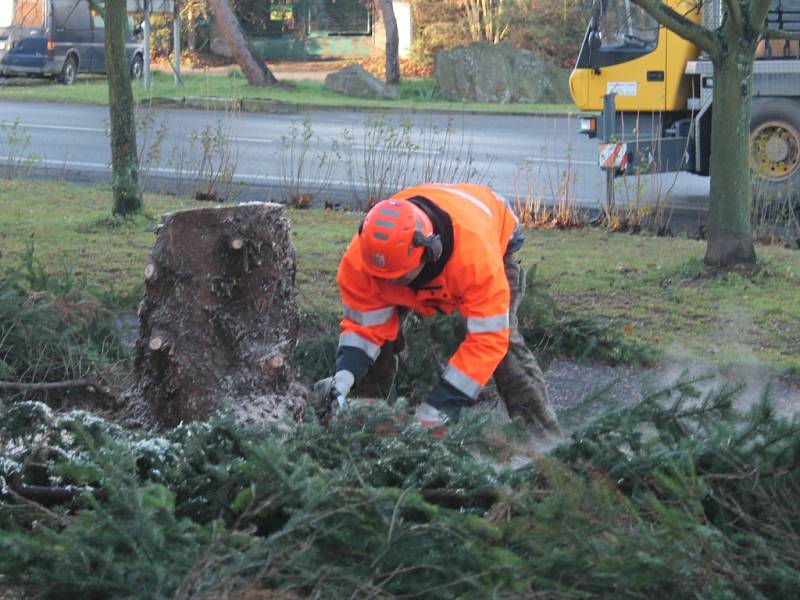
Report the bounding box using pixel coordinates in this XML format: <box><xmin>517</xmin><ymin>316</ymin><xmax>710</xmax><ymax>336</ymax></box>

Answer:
<box><xmin>0</xmin><ymin>379</ymin><xmax>95</xmax><ymax>392</ymax></box>
<box><xmin>3</xmin><ymin>483</ymin><xmax>108</xmax><ymax>506</ymax></box>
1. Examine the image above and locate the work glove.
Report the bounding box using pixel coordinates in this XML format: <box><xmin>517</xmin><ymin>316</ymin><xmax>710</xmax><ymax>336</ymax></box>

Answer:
<box><xmin>313</xmin><ymin>370</ymin><xmax>355</xmax><ymax>413</ymax></box>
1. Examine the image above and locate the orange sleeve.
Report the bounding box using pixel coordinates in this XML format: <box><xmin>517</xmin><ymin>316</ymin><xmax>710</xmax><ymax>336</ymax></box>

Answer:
<box><xmin>443</xmin><ymin>258</ymin><xmax>511</xmax><ymax>399</ymax></box>
<box><xmin>336</xmin><ymin>238</ymin><xmax>400</xmax><ymax>362</ymax></box>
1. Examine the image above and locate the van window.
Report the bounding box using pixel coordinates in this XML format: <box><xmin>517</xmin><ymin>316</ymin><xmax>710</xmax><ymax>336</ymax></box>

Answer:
<box><xmin>13</xmin><ymin>0</ymin><xmax>44</xmax><ymax>27</ymax></box>
<box><xmin>1</xmin><ymin>3</ymin><xmax>14</xmax><ymax>28</ymax></box>
<box><xmin>54</xmin><ymin>0</ymin><xmax>89</xmax><ymax>29</ymax></box>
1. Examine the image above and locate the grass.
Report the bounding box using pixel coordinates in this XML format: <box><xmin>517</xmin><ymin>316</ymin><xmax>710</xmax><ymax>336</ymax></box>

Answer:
<box><xmin>1</xmin><ymin>179</ymin><xmax>798</xmax><ymax>376</ymax></box>
<box><xmin>0</xmin><ymin>70</ymin><xmax>576</xmax><ymax>114</ymax></box>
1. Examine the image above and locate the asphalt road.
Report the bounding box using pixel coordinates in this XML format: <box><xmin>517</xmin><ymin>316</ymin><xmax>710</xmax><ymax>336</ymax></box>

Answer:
<box><xmin>0</xmin><ymin>100</ymin><xmax>712</xmax><ymax>230</ymax></box>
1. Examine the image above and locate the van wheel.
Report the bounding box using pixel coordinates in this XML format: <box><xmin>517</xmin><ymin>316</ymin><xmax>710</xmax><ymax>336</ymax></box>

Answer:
<box><xmin>59</xmin><ymin>55</ymin><xmax>77</xmax><ymax>85</ymax></box>
<box><xmin>130</xmin><ymin>54</ymin><xmax>144</xmax><ymax>80</ymax></box>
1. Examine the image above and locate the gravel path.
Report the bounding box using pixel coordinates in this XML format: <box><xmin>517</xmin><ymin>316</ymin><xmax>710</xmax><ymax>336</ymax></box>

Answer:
<box><xmin>545</xmin><ymin>358</ymin><xmax>800</xmax><ymax>418</ymax></box>
<box><xmin>154</xmin><ymin>59</ymin><xmax>347</xmax><ymax>81</ymax></box>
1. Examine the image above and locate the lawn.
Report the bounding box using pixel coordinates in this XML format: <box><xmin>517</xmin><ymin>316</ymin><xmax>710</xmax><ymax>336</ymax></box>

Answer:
<box><xmin>0</xmin><ymin>71</ymin><xmax>576</xmax><ymax>115</ymax></box>
<box><xmin>1</xmin><ymin>179</ymin><xmax>798</xmax><ymax>375</ymax></box>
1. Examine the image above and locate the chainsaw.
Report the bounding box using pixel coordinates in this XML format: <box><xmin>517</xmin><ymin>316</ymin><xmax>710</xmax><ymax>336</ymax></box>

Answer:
<box><xmin>313</xmin><ymin>377</ymin><xmax>349</xmax><ymax>420</ymax></box>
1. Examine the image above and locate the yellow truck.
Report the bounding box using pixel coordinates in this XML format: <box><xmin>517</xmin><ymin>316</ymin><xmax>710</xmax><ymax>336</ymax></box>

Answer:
<box><xmin>569</xmin><ymin>0</ymin><xmax>800</xmax><ymax>198</ymax></box>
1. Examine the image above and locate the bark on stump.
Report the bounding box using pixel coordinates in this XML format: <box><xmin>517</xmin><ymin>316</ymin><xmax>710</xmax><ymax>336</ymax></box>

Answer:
<box><xmin>133</xmin><ymin>203</ymin><xmax>305</xmax><ymax>427</ymax></box>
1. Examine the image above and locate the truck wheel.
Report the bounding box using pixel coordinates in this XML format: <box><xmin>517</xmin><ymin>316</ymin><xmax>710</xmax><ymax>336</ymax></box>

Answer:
<box><xmin>750</xmin><ymin>98</ymin><xmax>800</xmax><ymax>200</ymax></box>
<box><xmin>59</xmin><ymin>55</ymin><xmax>78</xmax><ymax>85</ymax></box>
<box><xmin>130</xmin><ymin>54</ymin><xmax>143</xmax><ymax>80</ymax></box>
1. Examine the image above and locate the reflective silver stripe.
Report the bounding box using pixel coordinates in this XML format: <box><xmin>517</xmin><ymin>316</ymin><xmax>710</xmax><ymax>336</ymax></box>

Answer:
<box><xmin>443</xmin><ymin>364</ymin><xmax>483</xmax><ymax>400</ymax></box>
<box><xmin>375</xmin><ymin>219</ymin><xmax>395</xmax><ymax>229</ymax></box>
<box><xmin>343</xmin><ymin>304</ymin><xmax>395</xmax><ymax>327</ymax></box>
<box><xmin>494</xmin><ymin>191</ymin><xmax>520</xmax><ymax>224</ymax></box>
<box><xmin>339</xmin><ymin>332</ymin><xmax>381</xmax><ymax>360</ymax></box>
<box><xmin>421</xmin><ymin>185</ymin><xmax>493</xmax><ymax>219</ymax></box>
<box><xmin>467</xmin><ymin>312</ymin><xmax>510</xmax><ymax>334</ymax></box>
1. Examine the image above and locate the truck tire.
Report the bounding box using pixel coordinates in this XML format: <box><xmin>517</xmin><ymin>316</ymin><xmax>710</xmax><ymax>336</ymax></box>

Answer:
<box><xmin>59</xmin><ymin>55</ymin><xmax>78</xmax><ymax>85</ymax></box>
<box><xmin>130</xmin><ymin>54</ymin><xmax>143</xmax><ymax>80</ymax></box>
<box><xmin>750</xmin><ymin>98</ymin><xmax>800</xmax><ymax>201</ymax></box>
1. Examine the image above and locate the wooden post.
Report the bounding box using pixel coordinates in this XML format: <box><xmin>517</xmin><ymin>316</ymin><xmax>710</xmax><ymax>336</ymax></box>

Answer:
<box><xmin>173</xmin><ymin>0</ymin><xmax>182</xmax><ymax>86</ymax></box>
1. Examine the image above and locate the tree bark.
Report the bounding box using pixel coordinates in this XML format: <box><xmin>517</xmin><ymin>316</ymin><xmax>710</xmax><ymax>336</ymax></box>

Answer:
<box><xmin>704</xmin><ymin>33</ymin><xmax>757</xmax><ymax>266</ymax></box>
<box><xmin>132</xmin><ymin>203</ymin><xmax>306</xmax><ymax>427</ymax></box>
<box><xmin>379</xmin><ymin>0</ymin><xmax>400</xmax><ymax>85</ymax></box>
<box><xmin>104</xmin><ymin>0</ymin><xmax>142</xmax><ymax>216</ymax></box>
<box><xmin>631</xmin><ymin>0</ymin><xmax>765</xmax><ymax>267</ymax></box>
<box><xmin>206</xmin><ymin>0</ymin><xmax>278</xmax><ymax>86</ymax></box>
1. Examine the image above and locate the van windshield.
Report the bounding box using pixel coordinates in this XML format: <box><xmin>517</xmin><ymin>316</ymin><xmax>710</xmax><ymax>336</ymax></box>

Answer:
<box><xmin>10</xmin><ymin>0</ymin><xmax>45</xmax><ymax>27</ymax></box>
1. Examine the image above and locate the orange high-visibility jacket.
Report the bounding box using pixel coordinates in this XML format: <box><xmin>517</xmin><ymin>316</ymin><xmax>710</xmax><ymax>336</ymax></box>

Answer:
<box><xmin>337</xmin><ymin>184</ymin><xmax>520</xmax><ymax>401</ymax></box>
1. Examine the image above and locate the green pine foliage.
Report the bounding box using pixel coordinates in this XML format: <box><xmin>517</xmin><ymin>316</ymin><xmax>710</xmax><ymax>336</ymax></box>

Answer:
<box><xmin>2</xmin><ymin>378</ymin><xmax>799</xmax><ymax>598</ymax></box>
<box><xmin>0</xmin><ymin>244</ymin><xmax>127</xmax><ymax>388</ymax></box>
<box><xmin>517</xmin><ymin>265</ymin><xmax>657</xmax><ymax>367</ymax></box>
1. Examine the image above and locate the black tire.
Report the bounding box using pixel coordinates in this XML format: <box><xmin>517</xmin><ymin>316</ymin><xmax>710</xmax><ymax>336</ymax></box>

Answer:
<box><xmin>130</xmin><ymin>54</ymin><xmax>144</xmax><ymax>81</ymax></box>
<box><xmin>750</xmin><ymin>98</ymin><xmax>800</xmax><ymax>201</ymax></box>
<box><xmin>59</xmin><ymin>54</ymin><xmax>77</xmax><ymax>85</ymax></box>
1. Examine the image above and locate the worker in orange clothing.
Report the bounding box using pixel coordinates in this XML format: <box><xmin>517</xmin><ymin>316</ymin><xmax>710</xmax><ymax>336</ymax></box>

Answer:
<box><xmin>314</xmin><ymin>183</ymin><xmax>560</xmax><ymax>435</ymax></box>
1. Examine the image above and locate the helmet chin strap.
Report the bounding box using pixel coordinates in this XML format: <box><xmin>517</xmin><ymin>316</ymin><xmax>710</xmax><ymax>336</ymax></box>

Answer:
<box><xmin>412</xmin><ymin>230</ymin><xmax>443</xmax><ymax>263</ymax></box>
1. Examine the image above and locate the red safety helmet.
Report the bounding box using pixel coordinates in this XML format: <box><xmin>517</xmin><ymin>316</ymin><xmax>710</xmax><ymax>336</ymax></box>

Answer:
<box><xmin>359</xmin><ymin>199</ymin><xmax>434</xmax><ymax>278</ymax></box>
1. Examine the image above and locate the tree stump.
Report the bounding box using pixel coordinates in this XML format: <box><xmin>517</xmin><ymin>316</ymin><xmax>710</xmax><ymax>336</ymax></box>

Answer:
<box><xmin>132</xmin><ymin>203</ymin><xmax>306</xmax><ymax>427</ymax></box>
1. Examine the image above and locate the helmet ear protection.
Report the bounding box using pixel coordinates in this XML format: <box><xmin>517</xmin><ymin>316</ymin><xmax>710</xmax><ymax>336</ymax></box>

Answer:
<box><xmin>412</xmin><ymin>230</ymin><xmax>443</xmax><ymax>263</ymax></box>
<box><xmin>357</xmin><ymin>218</ymin><xmax>442</xmax><ymax>264</ymax></box>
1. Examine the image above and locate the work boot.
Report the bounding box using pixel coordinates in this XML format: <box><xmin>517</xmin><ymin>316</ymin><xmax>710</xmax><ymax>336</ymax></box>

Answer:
<box><xmin>413</xmin><ymin>402</ymin><xmax>446</xmax><ymax>437</ymax></box>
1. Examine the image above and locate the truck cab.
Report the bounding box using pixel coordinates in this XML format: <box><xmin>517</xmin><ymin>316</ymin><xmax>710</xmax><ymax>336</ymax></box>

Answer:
<box><xmin>570</xmin><ymin>0</ymin><xmax>800</xmax><ymax>195</ymax></box>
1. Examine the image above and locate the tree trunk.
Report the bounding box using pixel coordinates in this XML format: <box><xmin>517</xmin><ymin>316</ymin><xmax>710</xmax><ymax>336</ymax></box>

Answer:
<box><xmin>379</xmin><ymin>0</ymin><xmax>400</xmax><ymax>85</ymax></box>
<box><xmin>704</xmin><ymin>41</ymin><xmax>757</xmax><ymax>267</ymax></box>
<box><xmin>132</xmin><ymin>203</ymin><xmax>306</xmax><ymax>427</ymax></box>
<box><xmin>206</xmin><ymin>0</ymin><xmax>278</xmax><ymax>86</ymax></box>
<box><xmin>463</xmin><ymin>0</ymin><xmax>483</xmax><ymax>42</ymax></box>
<box><xmin>105</xmin><ymin>0</ymin><xmax>142</xmax><ymax>216</ymax></box>
<box><xmin>187</xmin><ymin>7</ymin><xmax>196</xmax><ymax>52</ymax></box>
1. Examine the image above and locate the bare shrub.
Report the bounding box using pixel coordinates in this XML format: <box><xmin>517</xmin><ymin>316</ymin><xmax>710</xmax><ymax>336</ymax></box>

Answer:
<box><xmin>278</xmin><ymin>115</ymin><xmax>342</xmax><ymax>209</ymax></box>
<box><xmin>512</xmin><ymin>126</ymin><xmax>583</xmax><ymax>229</ymax></box>
<box><xmin>0</xmin><ymin>119</ymin><xmax>40</xmax><ymax>180</ymax></box>
<box><xmin>598</xmin><ymin>112</ymin><xmax>681</xmax><ymax>235</ymax></box>
<box><xmin>136</xmin><ymin>106</ymin><xmax>170</xmax><ymax>194</ymax></box>
<box><xmin>191</xmin><ymin>116</ymin><xmax>241</xmax><ymax>202</ymax></box>
<box><xmin>752</xmin><ymin>180</ymin><xmax>800</xmax><ymax>247</ymax></box>
<box><xmin>166</xmin><ymin>109</ymin><xmax>241</xmax><ymax>202</ymax></box>
<box><xmin>343</xmin><ymin>113</ymin><xmax>492</xmax><ymax>209</ymax></box>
